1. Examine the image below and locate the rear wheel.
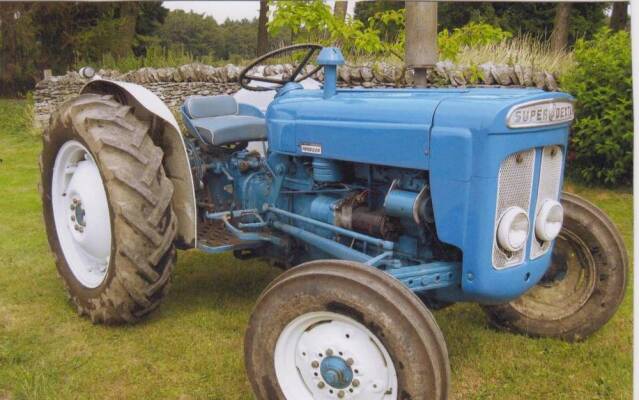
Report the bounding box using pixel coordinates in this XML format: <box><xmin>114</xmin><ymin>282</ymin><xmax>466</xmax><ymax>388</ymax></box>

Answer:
<box><xmin>482</xmin><ymin>192</ymin><xmax>628</xmax><ymax>341</ymax></box>
<box><xmin>41</xmin><ymin>93</ymin><xmax>177</xmax><ymax>323</ymax></box>
<box><xmin>245</xmin><ymin>260</ymin><xmax>450</xmax><ymax>400</ymax></box>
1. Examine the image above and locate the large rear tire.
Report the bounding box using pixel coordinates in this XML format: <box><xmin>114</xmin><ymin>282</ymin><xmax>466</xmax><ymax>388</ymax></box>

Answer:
<box><xmin>41</xmin><ymin>93</ymin><xmax>177</xmax><ymax>324</ymax></box>
<box><xmin>482</xmin><ymin>192</ymin><xmax>628</xmax><ymax>341</ymax></box>
<box><xmin>245</xmin><ymin>260</ymin><xmax>450</xmax><ymax>400</ymax></box>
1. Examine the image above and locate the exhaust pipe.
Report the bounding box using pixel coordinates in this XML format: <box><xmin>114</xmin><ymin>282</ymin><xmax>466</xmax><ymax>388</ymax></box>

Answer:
<box><xmin>405</xmin><ymin>1</ymin><xmax>438</xmax><ymax>87</ymax></box>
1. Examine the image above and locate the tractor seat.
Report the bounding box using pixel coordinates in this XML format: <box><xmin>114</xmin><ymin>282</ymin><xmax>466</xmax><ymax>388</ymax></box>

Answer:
<box><xmin>181</xmin><ymin>95</ymin><xmax>267</xmax><ymax>146</ymax></box>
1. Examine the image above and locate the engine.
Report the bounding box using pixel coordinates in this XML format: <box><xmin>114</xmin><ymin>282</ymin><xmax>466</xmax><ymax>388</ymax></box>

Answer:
<box><xmin>189</xmin><ymin>141</ymin><xmax>458</xmax><ymax>269</ymax></box>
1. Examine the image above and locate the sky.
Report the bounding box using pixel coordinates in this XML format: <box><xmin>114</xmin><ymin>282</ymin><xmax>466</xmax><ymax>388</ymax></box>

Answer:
<box><xmin>163</xmin><ymin>1</ymin><xmax>357</xmax><ymax>23</ymax></box>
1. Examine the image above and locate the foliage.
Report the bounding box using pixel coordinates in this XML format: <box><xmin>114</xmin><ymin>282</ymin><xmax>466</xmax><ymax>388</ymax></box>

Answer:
<box><xmin>561</xmin><ymin>29</ymin><xmax>633</xmax><ymax>186</ymax></box>
<box><xmin>438</xmin><ymin>23</ymin><xmax>512</xmax><ymax>61</ymax></box>
<box><xmin>157</xmin><ymin>10</ymin><xmax>220</xmax><ymax>58</ymax></box>
<box><xmin>95</xmin><ymin>45</ymin><xmax>216</xmax><ymax>72</ymax></box>
<box><xmin>0</xmin><ymin>2</ymin><xmax>167</xmax><ymax>96</ymax></box>
<box><xmin>269</xmin><ymin>0</ymin><xmax>404</xmax><ymax>58</ymax></box>
<box><xmin>0</xmin><ymin>5</ymin><xmax>41</xmax><ymax>97</ymax></box>
<box><xmin>455</xmin><ymin>34</ymin><xmax>573</xmax><ymax>76</ymax></box>
<box><xmin>354</xmin><ymin>2</ymin><xmax>608</xmax><ymax>47</ymax></box>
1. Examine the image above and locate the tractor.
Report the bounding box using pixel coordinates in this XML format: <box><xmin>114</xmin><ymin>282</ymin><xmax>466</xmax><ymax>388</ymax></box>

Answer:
<box><xmin>41</xmin><ymin>45</ymin><xmax>627</xmax><ymax>399</ymax></box>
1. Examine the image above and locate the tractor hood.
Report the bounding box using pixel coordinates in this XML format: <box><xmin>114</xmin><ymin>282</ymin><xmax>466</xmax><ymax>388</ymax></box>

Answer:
<box><xmin>266</xmin><ymin>86</ymin><xmax>573</xmax><ymax>170</ymax></box>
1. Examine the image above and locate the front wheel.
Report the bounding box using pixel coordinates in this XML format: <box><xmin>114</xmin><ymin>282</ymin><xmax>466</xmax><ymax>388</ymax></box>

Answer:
<box><xmin>482</xmin><ymin>192</ymin><xmax>628</xmax><ymax>341</ymax></box>
<box><xmin>244</xmin><ymin>260</ymin><xmax>450</xmax><ymax>400</ymax></box>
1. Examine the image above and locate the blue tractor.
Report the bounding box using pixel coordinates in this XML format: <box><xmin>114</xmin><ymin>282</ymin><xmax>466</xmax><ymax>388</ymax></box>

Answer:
<box><xmin>41</xmin><ymin>45</ymin><xmax>627</xmax><ymax>399</ymax></box>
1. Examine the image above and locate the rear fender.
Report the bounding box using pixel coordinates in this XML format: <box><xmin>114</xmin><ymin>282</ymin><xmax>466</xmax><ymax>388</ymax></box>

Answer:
<box><xmin>81</xmin><ymin>79</ymin><xmax>197</xmax><ymax>248</ymax></box>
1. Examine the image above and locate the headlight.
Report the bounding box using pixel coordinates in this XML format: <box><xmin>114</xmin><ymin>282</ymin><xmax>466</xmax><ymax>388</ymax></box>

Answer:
<box><xmin>497</xmin><ymin>207</ymin><xmax>530</xmax><ymax>252</ymax></box>
<box><xmin>535</xmin><ymin>200</ymin><xmax>564</xmax><ymax>242</ymax></box>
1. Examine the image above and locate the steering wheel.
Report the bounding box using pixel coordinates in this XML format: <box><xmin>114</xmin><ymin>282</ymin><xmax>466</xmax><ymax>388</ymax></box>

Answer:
<box><xmin>239</xmin><ymin>44</ymin><xmax>323</xmax><ymax>91</ymax></box>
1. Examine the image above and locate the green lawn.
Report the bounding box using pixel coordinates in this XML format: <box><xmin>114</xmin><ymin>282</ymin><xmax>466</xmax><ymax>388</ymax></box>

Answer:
<box><xmin>0</xmin><ymin>99</ymin><xmax>632</xmax><ymax>399</ymax></box>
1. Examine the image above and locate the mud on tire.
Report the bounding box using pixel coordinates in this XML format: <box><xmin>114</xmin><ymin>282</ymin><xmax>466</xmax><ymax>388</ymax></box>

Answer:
<box><xmin>41</xmin><ymin>93</ymin><xmax>177</xmax><ymax>324</ymax></box>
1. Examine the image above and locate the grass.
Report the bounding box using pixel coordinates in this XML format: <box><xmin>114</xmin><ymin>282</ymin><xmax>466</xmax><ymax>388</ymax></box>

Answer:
<box><xmin>0</xmin><ymin>99</ymin><xmax>632</xmax><ymax>399</ymax></box>
<box><xmin>455</xmin><ymin>35</ymin><xmax>575</xmax><ymax>77</ymax></box>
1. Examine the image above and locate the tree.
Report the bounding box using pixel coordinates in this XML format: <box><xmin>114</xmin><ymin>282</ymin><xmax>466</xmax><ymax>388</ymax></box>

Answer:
<box><xmin>257</xmin><ymin>0</ymin><xmax>269</xmax><ymax>55</ymax></box>
<box><xmin>610</xmin><ymin>2</ymin><xmax>628</xmax><ymax>31</ymax></box>
<box><xmin>354</xmin><ymin>1</ymin><xmax>606</xmax><ymax>46</ymax></box>
<box><xmin>157</xmin><ymin>10</ymin><xmax>219</xmax><ymax>57</ymax></box>
<box><xmin>0</xmin><ymin>3</ymin><xmax>40</xmax><ymax>95</ymax></box>
<box><xmin>550</xmin><ymin>2</ymin><xmax>572</xmax><ymax>52</ymax></box>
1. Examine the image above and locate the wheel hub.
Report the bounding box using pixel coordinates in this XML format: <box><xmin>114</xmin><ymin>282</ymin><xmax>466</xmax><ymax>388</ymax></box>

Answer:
<box><xmin>51</xmin><ymin>141</ymin><xmax>112</xmax><ymax>288</ymax></box>
<box><xmin>320</xmin><ymin>356</ymin><xmax>354</xmax><ymax>389</ymax></box>
<box><xmin>511</xmin><ymin>230</ymin><xmax>597</xmax><ymax>320</ymax></box>
<box><xmin>274</xmin><ymin>311</ymin><xmax>397</xmax><ymax>400</ymax></box>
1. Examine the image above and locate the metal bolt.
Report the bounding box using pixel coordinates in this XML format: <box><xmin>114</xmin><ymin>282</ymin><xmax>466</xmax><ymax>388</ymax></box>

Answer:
<box><xmin>338</xmin><ymin>390</ymin><xmax>345</xmax><ymax>398</ymax></box>
<box><xmin>346</xmin><ymin>358</ymin><xmax>354</xmax><ymax>366</ymax></box>
<box><xmin>311</xmin><ymin>361</ymin><xmax>319</xmax><ymax>369</ymax></box>
<box><xmin>352</xmin><ymin>379</ymin><xmax>360</xmax><ymax>387</ymax></box>
<box><xmin>326</xmin><ymin>349</ymin><xmax>333</xmax><ymax>356</ymax></box>
<box><xmin>317</xmin><ymin>382</ymin><xmax>325</xmax><ymax>389</ymax></box>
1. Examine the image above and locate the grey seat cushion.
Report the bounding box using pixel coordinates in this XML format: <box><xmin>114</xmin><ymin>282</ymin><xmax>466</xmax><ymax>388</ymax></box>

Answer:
<box><xmin>193</xmin><ymin>115</ymin><xmax>267</xmax><ymax>146</ymax></box>
<box><xmin>185</xmin><ymin>95</ymin><xmax>238</xmax><ymax>118</ymax></box>
<box><xmin>184</xmin><ymin>95</ymin><xmax>267</xmax><ymax>145</ymax></box>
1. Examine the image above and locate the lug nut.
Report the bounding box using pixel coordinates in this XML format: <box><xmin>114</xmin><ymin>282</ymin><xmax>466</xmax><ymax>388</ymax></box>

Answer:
<box><xmin>352</xmin><ymin>379</ymin><xmax>360</xmax><ymax>387</ymax></box>
<box><xmin>346</xmin><ymin>358</ymin><xmax>354</xmax><ymax>366</ymax></box>
<box><xmin>71</xmin><ymin>215</ymin><xmax>76</xmax><ymax>222</ymax></box>
<box><xmin>326</xmin><ymin>349</ymin><xmax>333</xmax><ymax>356</ymax></box>
<box><xmin>311</xmin><ymin>361</ymin><xmax>319</xmax><ymax>369</ymax></box>
<box><xmin>338</xmin><ymin>390</ymin><xmax>345</xmax><ymax>398</ymax></box>
<box><xmin>70</xmin><ymin>204</ymin><xmax>76</xmax><ymax>210</ymax></box>
<box><xmin>317</xmin><ymin>382</ymin><xmax>325</xmax><ymax>389</ymax></box>
<box><xmin>73</xmin><ymin>198</ymin><xmax>79</xmax><ymax>204</ymax></box>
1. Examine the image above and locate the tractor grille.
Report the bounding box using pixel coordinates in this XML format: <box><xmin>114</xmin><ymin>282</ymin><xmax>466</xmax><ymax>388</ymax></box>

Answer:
<box><xmin>530</xmin><ymin>145</ymin><xmax>563</xmax><ymax>259</ymax></box>
<box><xmin>492</xmin><ymin>149</ymin><xmax>536</xmax><ymax>268</ymax></box>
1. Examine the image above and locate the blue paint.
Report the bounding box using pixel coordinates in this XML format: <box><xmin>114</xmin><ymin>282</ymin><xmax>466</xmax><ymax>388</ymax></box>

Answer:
<box><xmin>312</xmin><ymin>158</ymin><xmax>343</xmax><ymax>182</ymax></box>
<box><xmin>190</xmin><ymin>46</ymin><xmax>574</xmax><ymax>304</ymax></box>
<box><xmin>317</xmin><ymin>47</ymin><xmax>344</xmax><ymax>99</ymax></box>
<box><xmin>320</xmin><ymin>356</ymin><xmax>353</xmax><ymax>389</ymax></box>
<box><xmin>384</xmin><ymin>187</ymin><xmax>418</xmax><ymax>221</ymax></box>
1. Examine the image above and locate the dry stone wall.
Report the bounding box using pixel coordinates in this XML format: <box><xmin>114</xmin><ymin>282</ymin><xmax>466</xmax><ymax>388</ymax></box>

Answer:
<box><xmin>34</xmin><ymin>62</ymin><xmax>559</xmax><ymax>128</ymax></box>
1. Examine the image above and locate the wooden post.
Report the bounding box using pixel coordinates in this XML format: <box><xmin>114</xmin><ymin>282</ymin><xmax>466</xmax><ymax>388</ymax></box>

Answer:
<box><xmin>405</xmin><ymin>1</ymin><xmax>438</xmax><ymax>87</ymax></box>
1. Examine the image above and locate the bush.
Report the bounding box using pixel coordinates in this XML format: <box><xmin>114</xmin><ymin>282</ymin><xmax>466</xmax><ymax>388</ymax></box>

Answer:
<box><xmin>561</xmin><ymin>29</ymin><xmax>632</xmax><ymax>186</ymax></box>
<box><xmin>438</xmin><ymin>22</ymin><xmax>512</xmax><ymax>62</ymax></box>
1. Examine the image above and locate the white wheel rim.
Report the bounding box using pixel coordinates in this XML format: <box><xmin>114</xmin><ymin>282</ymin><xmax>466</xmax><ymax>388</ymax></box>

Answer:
<box><xmin>274</xmin><ymin>311</ymin><xmax>398</xmax><ymax>400</ymax></box>
<box><xmin>51</xmin><ymin>140</ymin><xmax>112</xmax><ymax>288</ymax></box>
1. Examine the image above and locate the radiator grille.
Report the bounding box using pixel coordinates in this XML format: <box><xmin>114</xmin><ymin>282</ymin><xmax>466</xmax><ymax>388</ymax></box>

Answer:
<box><xmin>530</xmin><ymin>145</ymin><xmax>563</xmax><ymax>259</ymax></box>
<box><xmin>492</xmin><ymin>149</ymin><xmax>536</xmax><ymax>268</ymax></box>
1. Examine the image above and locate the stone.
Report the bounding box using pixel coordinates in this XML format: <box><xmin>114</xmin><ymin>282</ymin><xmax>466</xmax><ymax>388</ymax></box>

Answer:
<box><xmin>338</xmin><ymin>66</ymin><xmax>350</xmax><ymax>83</ymax></box>
<box><xmin>544</xmin><ymin>72</ymin><xmax>558</xmax><ymax>91</ymax></box>
<box><xmin>225</xmin><ymin>64</ymin><xmax>241</xmax><ymax>82</ymax></box>
<box><xmin>532</xmin><ymin>70</ymin><xmax>546</xmax><ymax>89</ymax></box>
<box><xmin>33</xmin><ymin>60</ymin><xmax>559</xmax><ymax>129</ymax></box>
<box><xmin>491</xmin><ymin>64</ymin><xmax>512</xmax><ymax>86</ymax></box>
<box><xmin>448</xmin><ymin>67</ymin><xmax>466</xmax><ymax>87</ymax></box>
<box><xmin>360</xmin><ymin>67</ymin><xmax>373</xmax><ymax>82</ymax></box>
